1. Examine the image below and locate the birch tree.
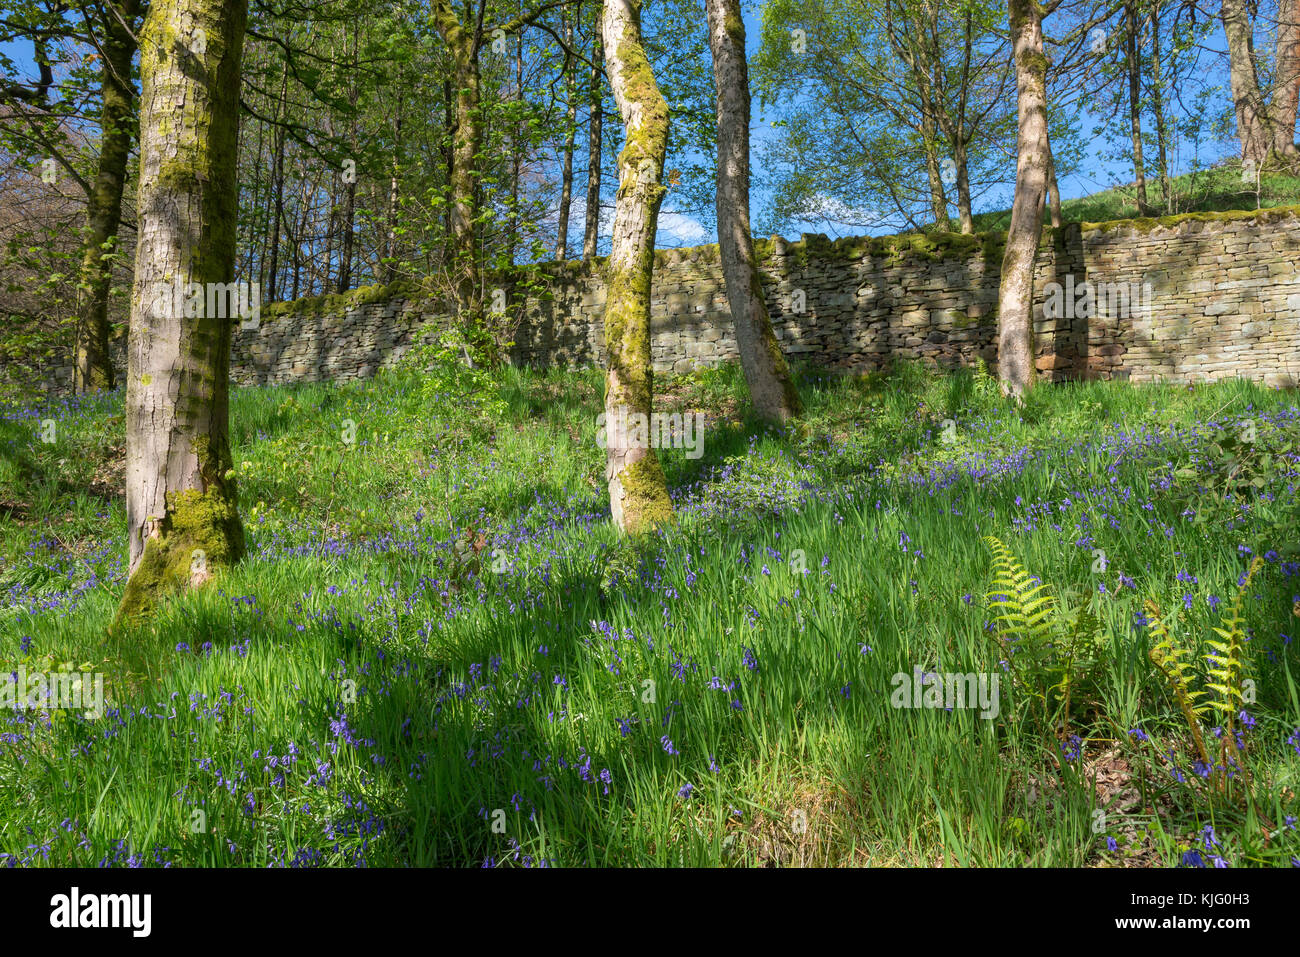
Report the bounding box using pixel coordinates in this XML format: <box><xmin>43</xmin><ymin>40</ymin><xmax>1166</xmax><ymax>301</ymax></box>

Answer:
<box><xmin>706</xmin><ymin>0</ymin><xmax>801</xmax><ymax>422</ymax></box>
<box><xmin>996</xmin><ymin>0</ymin><xmax>1050</xmax><ymax>398</ymax></box>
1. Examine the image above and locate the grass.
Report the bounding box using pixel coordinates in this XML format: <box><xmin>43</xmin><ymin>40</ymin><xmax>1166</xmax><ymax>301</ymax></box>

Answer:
<box><xmin>1</xmin><ymin>359</ymin><xmax>1298</xmax><ymax>867</ymax></box>
<box><xmin>966</xmin><ymin>159</ymin><xmax>1300</xmax><ymax>233</ymax></box>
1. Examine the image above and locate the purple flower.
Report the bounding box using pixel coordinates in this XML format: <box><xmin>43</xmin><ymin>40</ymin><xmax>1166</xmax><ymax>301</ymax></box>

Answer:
<box><xmin>1060</xmin><ymin>735</ymin><xmax>1082</xmax><ymax>761</ymax></box>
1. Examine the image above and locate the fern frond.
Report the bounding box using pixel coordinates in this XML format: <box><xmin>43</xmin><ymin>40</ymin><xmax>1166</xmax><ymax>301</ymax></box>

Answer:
<box><xmin>1146</xmin><ymin>599</ymin><xmax>1213</xmax><ymax>767</ymax></box>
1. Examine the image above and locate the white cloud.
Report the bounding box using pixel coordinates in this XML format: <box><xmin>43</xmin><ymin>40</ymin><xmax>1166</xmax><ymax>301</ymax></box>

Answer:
<box><xmin>655</xmin><ymin>208</ymin><xmax>712</xmax><ymax>246</ymax></box>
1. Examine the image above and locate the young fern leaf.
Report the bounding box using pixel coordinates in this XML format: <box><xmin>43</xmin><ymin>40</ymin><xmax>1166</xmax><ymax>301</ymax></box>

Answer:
<box><xmin>1146</xmin><ymin>599</ymin><xmax>1212</xmax><ymax>768</ymax></box>
<box><xmin>1204</xmin><ymin>558</ymin><xmax>1263</xmax><ymax>721</ymax></box>
<box><xmin>984</xmin><ymin>536</ymin><xmax>1056</xmax><ymax>650</ymax></box>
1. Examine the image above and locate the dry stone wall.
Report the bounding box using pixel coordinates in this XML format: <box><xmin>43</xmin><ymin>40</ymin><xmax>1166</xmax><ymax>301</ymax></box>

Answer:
<box><xmin>37</xmin><ymin>207</ymin><xmax>1300</xmax><ymax>392</ymax></box>
<box><xmin>226</xmin><ymin>206</ymin><xmax>1300</xmax><ymax>391</ymax></box>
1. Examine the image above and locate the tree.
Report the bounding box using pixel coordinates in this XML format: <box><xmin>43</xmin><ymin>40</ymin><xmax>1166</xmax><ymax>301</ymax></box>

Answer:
<box><xmin>115</xmin><ymin>0</ymin><xmax>249</xmax><ymax>625</ymax></box>
<box><xmin>556</xmin><ymin>3</ymin><xmax>579</xmax><ymax>259</ymax></box>
<box><xmin>73</xmin><ymin>0</ymin><xmax>142</xmax><ymax>393</ymax></box>
<box><xmin>705</xmin><ymin>0</ymin><xmax>801</xmax><ymax>422</ymax></box>
<box><xmin>600</xmin><ymin>0</ymin><xmax>674</xmax><ymax>533</ymax></box>
<box><xmin>584</xmin><ymin>17</ymin><xmax>604</xmax><ymax>259</ymax></box>
<box><xmin>753</xmin><ymin>0</ymin><xmax>1017</xmax><ymax>234</ymax></box>
<box><xmin>997</xmin><ymin>0</ymin><xmax>1051</xmax><ymax>398</ymax></box>
<box><xmin>1221</xmin><ymin>0</ymin><xmax>1300</xmax><ymax>167</ymax></box>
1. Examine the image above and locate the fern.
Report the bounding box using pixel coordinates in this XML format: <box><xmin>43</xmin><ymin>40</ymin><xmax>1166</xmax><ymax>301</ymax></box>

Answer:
<box><xmin>984</xmin><ymin>535</ymin><xmax>1056</xmax><ymax>653</ymax></box>
<box><xmin>1144</xmin><ymin>557</ymin><xmax>1265</xmax><ymax>798</ymax></box>
<box><xmin>1146</xmin><ymin>599</ymin><xmax>1212</xmax><ymax>769</ymax></box>
<box><xmin>983</xmin><ymin>537</ymin><xmax>1100</xmax><ymax>725</ymax></box>
<box><xmin>1204</xmin><ymin>558</ymin><xmax>1262</xmax><ymax>721</ymax></box>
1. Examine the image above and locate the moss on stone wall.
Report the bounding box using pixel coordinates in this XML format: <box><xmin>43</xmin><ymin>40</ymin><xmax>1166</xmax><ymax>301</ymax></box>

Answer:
<box><xmin>1081</xmin><ymin>203</ymin><xmax>1300</xmax><ymax>234</ymax></box>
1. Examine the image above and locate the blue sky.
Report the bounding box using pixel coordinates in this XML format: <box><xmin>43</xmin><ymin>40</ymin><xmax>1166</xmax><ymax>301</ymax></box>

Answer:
<box><xmin>2</xmin><ymin>1</ymin><xmax>1241</xmax><ymax>252</ymax></box>
<box><xmin>638</xmin><ymin>2</ymin><xmax>1240</xmax><ymax>245</ymax></box>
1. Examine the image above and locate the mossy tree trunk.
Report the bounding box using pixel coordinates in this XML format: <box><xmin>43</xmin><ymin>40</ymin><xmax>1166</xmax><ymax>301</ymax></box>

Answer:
<box><xmin>433</xmin><ymin>1</ymin><xmax>485</xmax><ymax>330</ymax></box>
<box><xmin>705</xmin><ymin>0</ymin><xmax>801</xmax><ymax>424</ymax></box>
<box><xmin>922</xmin><ymin>114</ymin><xmax>951</xmax><ymax>231</ymax></box>
<box><xmin>115</xmin><ymin>0</ymin><xmax>248</xmax><ymax>627</ymax></box>
<box><xmin>72</xmin><ymin>0</ymin><xmax>140</xmax><ymax>394</ymax></box>
<box><xmin>601</xmin><ymin>0</ymin><xmax>674</xmax><ymax>534</ymax></box>
<box><xmin>997</xmin><ymin>0</ymin><xmax>1048</xmax><ymax>399</ymax></box>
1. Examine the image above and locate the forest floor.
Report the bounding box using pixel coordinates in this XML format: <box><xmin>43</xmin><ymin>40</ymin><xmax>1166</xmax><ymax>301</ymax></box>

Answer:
<box><xmin>1</xmin><ymin>361</ymin><xmax>1299</xmax><ymax>866</ymax></box>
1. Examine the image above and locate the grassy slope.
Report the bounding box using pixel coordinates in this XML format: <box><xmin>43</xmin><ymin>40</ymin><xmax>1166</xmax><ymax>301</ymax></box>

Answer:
<box><xmin>1</xmin><ymin>363</ymin><xmax>1298</xmax><ymax>867</ymax></box>
<box><xmin>965</xmin><ymin>161</ymin><xmax>1300</xmax><ymax>233</ymax></box>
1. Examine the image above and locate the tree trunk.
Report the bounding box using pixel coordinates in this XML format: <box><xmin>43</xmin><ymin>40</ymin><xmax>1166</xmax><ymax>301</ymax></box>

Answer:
<box><xmin>601</xmin><ymin>0</ymin><xmax>674</xmax><ymax>534</ymax></box>
<box><xmin>337</xmin><ymin>20</ymin><xmax>359</xmax><ymax>292</ymax></box>
<box><xmin>1125</xmin><ymin>0</ymin><xmax>1150</xmax><ymax>213</ymax></box>
<box><xmin>72</xmin><ymin>0</ymin><xmax>139</xmax><ymax>394</ymax></box>
<box><xmin>584</xmin><ymin>22</ymin><xmax>604</xmax><ymax>261</ymax></box>
<box><xmin>997</xmin><ymin>0</ymin><xmax>1049</xmax><ymax>399</ymax></box>
<box><xmin>952</xmin><ymin>135</ymin><xmax>974</xmax><ymax>233</ymax></box>
<box><xmin>1149</xmin><ymin>7</ymin><xmax>1172</xmax><ymax>211</ymax></box>
<box><xmin>1272</xmin><ymin>0</ymin><xmax>1300</xmax><ymax>161</ymax></box>
<box><xmin>556</xmin><ymin>6</ymin><xmax>578</xmax><ymax>260</ymax></box>
<box><xmin>266</xmin><ymin>68</ymin><xmax>288</xmax><ymax>300</ymax></box>
<box><xmin>1222</xmin><ymin>0</ymin><xmax>1272</xmax><ymax>166</ymax></box>
<box><xmin>508</xmin><ymin>31</ymin><xmax>524</xmax><ymax>264</ymax></box>
<box><xmin>435</xmin><ymin>3</ymin><xmax>483</xmax><ymax>324</ymax></box>
<box><xmin>115</xmin><ymin>0</ymin><xmax>248</xmax><ymax>626</ymax></box>
<box><xmin>922</xmin><ymin>111</ymin><xmax>951</xmax><ymax>230</ymax></box>
<box><xmin>706</xmin><ymin>0</ymin><xmax>801</xmax><ymax>423</ymax></box>
<box><xmin>383</xmin><ymin>104</ymin><xmax>402</xmax><ymax>285</ymax></box>
<box><xmin>1045</xmin><ymin>129</ymin><xmax>1062</xmax><ymax>228</ymax></box>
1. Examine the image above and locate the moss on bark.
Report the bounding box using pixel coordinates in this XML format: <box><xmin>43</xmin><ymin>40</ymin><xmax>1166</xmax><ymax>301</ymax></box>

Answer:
<box><xmin>112</xmin><ymin>485</ymin><xmax>245</xmax><ymax>626</ymax></box>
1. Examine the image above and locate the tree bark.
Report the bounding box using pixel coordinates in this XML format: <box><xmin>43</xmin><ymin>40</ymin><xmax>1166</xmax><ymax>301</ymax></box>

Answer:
<box><xmin>383</xmin><ymin>104</ymin><xmax>402</xmax><ymax>285</ymax></box>
<box><xmin>556</xmin><ymin>6</ymin><xmax>578</xmax><ymax>260</ymax></box>
<box><xmin>337</xmin><ymin>19</ymin><xmax>359</xmax><ymax>293</ymax></box>
<box><xmin>1222</xmin><ymin>0</ymin><xmax>1272</xmax><ymax>166</ymax></box>
<box><xmin>584</xmin><ymin>21</ymin><xmax>604</xmax><ymax>261</ymax></box>
<box><xmin>72</xmin><ymin>0</ymin><xmax>140</xmax><ymax>394</ymax></box>
<box><xmin>507</xmin><ymin>30</ymin><xmax>524</xmax><ymax>264</ymax></box>
<box><xmin>434</xmin><ymin>1</ymin><xmax>483</xmax><ymax>324</ymax></box>
<box><xmin>115</xmin><ymin>0</ymin><xmax>248</xmax><ymax>626</ymax></box>
<box><xmin>1125</xmin><ymin>0</ymin><xmax>1150</xmax><ymax>213</ymax></box>
<box><xmin>706</xmin><ymin>0</ymin><xmax>801</xmax><ymax>423</ymax></box>
<box><xmin>997</xmin><ymin>0</ymin><xmax>1049</xmax><ymax>399</ymax></box>
<box><xmin>952</xmin><ymin>134</ymin><xmax>974</xmax><ymax>233</ymax></box>
<box><xmin>921</xmin><ymin>111</ymin><xmax>951</xmax><ymax>231</ymax></box>
<box><xmin>1149</xmin><ymin>7</ymin><xmax>1172</xmax><ymax>211</ymax></box>
<box><xmin>1272</xmin><ymin>0</ymin><xmax>1300</xmax><ymax>160</ymax></box>
<box><xmin>265</xmin><ymin>67</ymin><xmax>288</xmax><ymax>300</ymax></box>
<box><xmin>1045</xmin><ymin>128</ymin><xmax>1062</xmax><ymax>228</ymax></box>
<box><xmin>601</xmin><ymin>0</ymin><xmax>674</xmax><ymax>534</ymax></box>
